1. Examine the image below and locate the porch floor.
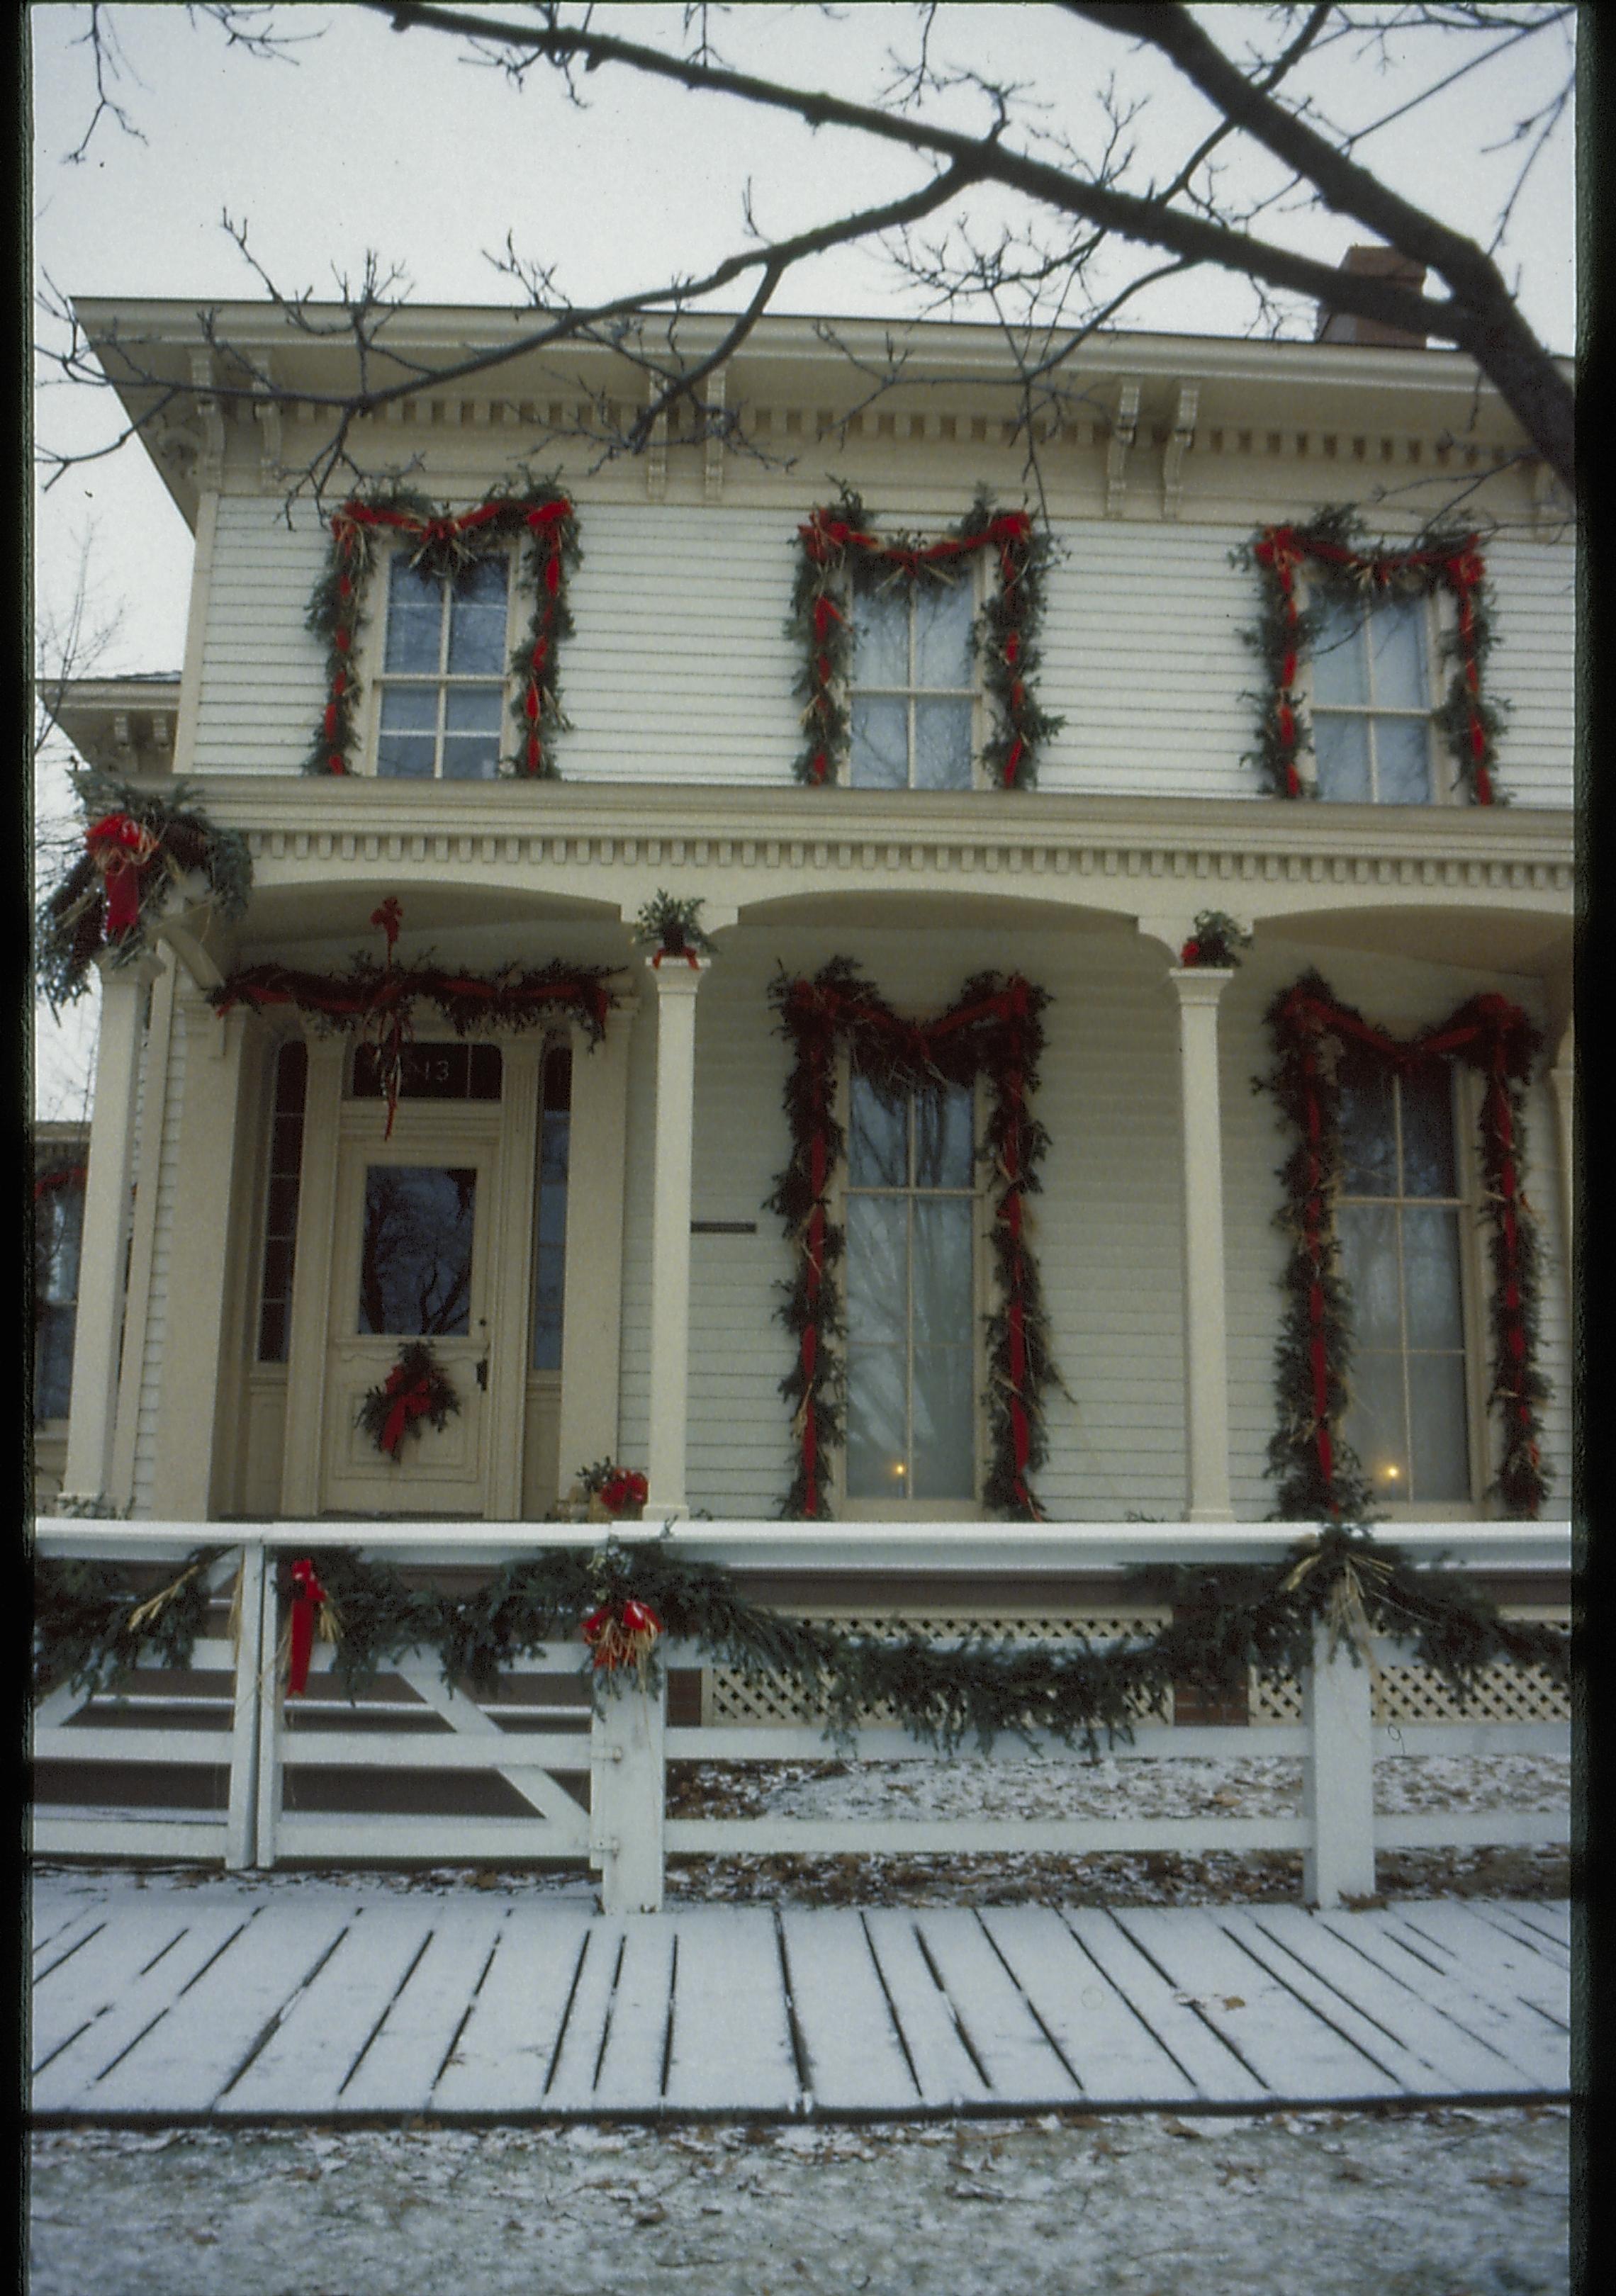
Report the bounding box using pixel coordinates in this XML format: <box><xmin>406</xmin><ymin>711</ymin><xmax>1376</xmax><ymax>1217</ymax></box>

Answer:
<box><xmin>30</xmin><ymin>1869</ymin><xmax>1569</xmax><ymax>2125</ymax></box>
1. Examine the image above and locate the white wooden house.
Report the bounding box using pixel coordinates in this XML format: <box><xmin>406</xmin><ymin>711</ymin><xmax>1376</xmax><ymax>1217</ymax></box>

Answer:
<box><xmin>44</xmin><ymin>286</ymin><xmax>1575</xmax><ymax>1548</ymax></box>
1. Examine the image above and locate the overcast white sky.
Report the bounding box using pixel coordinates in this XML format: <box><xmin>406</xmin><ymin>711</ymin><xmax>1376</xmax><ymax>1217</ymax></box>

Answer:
<box><xmin>28</xmin><ymin>1</ymin><xmax>1576</xmax><ymax>1110</ymax></box>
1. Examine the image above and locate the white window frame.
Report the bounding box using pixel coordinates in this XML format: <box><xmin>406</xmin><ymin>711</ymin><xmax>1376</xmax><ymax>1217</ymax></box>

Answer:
<box><xmin>844</xmin><ymin>558</ymin><xmax>984</xmax><ymax>792</ymax></box>
<box><xmin>361</xmin><ymin>541</ymin><xmax>520</xmax><ymax>783</ymax></box>
<box><xmin>1335</xmin><ymin>1059</ymin><xmax>1491</xmax><ymax>1517</ymax></box>
<box><xmin>836</xmin><ymin>1059</ymin><xmax>987</xmax><ymax>1519</ymax></box>
<box><xmin>1303</xmin><ymin>583</ymin><xmax>1450</xmax><ymax>806</ymax></box>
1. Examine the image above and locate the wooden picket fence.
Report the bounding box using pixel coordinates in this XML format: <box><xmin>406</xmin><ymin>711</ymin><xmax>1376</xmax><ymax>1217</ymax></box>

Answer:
<box><xmin>30</xmin><ymin>1521</ymin><xmax>1571</xmax><ymax>1913</ymax></box>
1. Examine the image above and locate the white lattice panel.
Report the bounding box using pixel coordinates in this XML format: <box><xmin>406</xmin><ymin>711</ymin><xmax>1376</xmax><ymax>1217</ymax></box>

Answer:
<box><xmin>702</xmin><ymin>1614</ymin><xmax>1174</xmax><ymax>1728</ymax></box>
<box><xmin>1249</xmin><ymin>1611</ymin><xmax>1571</xmax><ymax>1726</ymax></box>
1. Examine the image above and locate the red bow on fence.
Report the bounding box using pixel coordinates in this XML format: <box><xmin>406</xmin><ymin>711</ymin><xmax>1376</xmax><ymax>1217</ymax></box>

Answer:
<box><xmin>286</xmin><ymin>1558</ymin><xmax>327</xmax><ymax>1697</ymax></box>
<box><xmin>580</xmin><ymin>1598</ymin><xmax>663</xmax><ymax>1673</ymax></box>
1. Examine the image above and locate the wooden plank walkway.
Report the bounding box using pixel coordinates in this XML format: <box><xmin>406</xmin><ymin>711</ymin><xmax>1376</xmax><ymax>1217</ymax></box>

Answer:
<box><xmin>28</xmin><ymin>1875</ymin><xmax>1571</xmax><ymax>2125</ymax></box>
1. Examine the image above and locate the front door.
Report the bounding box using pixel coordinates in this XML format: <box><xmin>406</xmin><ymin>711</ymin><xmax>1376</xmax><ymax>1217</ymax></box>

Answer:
<box><xmin>321</xmin><ymin>1103</ymin><xmax>504</xmax><ymax>1514</ymax></box>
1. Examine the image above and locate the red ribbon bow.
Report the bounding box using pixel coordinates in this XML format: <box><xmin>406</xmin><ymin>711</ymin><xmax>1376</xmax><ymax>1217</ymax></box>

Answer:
<box><xmin>580</xmin><ymin>1597</ymin><xmax>663</xmax><ymax>1671</ymax></box>
<box><xmin>86</xmin><ymin>814</ymin><xmax>159</xmax><ymax>938</ymax></box>
<box><xmin>380</xmin><ymin>1364</ymin><xmax>436</xmax><ymax>1457</ymax></box>
<box><xmin>287</xmin><ymin>1558</ymin><xmax>326</xmax><ymax>1696</ymax></box>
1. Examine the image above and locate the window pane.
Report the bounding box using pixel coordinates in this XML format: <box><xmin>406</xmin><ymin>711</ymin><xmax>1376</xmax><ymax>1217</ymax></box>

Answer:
<box><xmin>1402</xmin><ymin>1207</ymin><xmax>1465</xmax><ymax>1349</ymax></box>
<box><xmin>1314</xmin><ymin>714</ymin><xmax>1371</xmax><ymax>801</ymax></box>
<box><xmin>377</xmin><ymin>687</ymin><xmax>438</xmax><ymax>780</ymax></box>
<box><xmin>849</xmin><ymin>1074</ymin><xmax>907</xmax><ymax>1187</ymax></box>
<box><xmin>442</xmin><ymin>687</ymin><xmax>503</xmax><ymax>781</ymax></box>
<box><xmin>1408</xmin><ymin>1354</ymin><xmax>1471</xmax><ymax>1501</ymax></box>
<box><xmin>1374</xmin><ymin>716</ymin><xmax>1432</xmax><ymax>804</ymax></box>
<box><xmin>1370</xmin><ymin>599</ymin><xmax>1427</xmax><ymax>709</ymax></box>
<box><xmin>845</xmin><ymin>1196</ymin><xmax>907</xmax><ymax>1346</ymax></box>
<box><xmin>911</xmin><ymin>1198</ymin><xmax>972</xmax><ymax>1346</ymax></box>
<box><xmin>383</xmin><ymin>561</ymin><xmax>443</xmax><ymax>673</ymax></box>
<box><xmin>911</xmin><ymin>1346</ymin><xmax>975</xmax><ymax>1499</ymax></box>
<box><xmin>1340</xmin><ymin>1073</ymin><xmax>1397</xmax><ymax>1196</ymax></box>
<box><xmin>914</xmin><ymin>577</ymin><xmax>973</xmax><ymax>687</ymax></box>
<box><xmin>358</xmin><ymin>1164</ymin><xmax>476</xmax><ymax>1336</ymax></box>
<box><xmin>850</xmin><ymin>695</ymin><xmax>909</xmax><ymax>788</ymax></box>
<box><xmin>914</xmin><ymin>1084</ymin><xmax>974</xmax><ymax>1189</ymax></box>
<box><xmin>1311</xmin><ymin>599</ymin><xmax>1369</xmax><ymax>707</ymax></box>
<box><xmin>913</xmin><ymin>699</ymin><xmax>972</xmax><ymax>791</ymax></box>
<box><xmin>851</xmin><ymin>585</ymin><xmax>909</xmax><ymax>687</ymax></box>
<box><xmin>846</xmin><ymin>1346</ymin><xmax>907</xmax><ymax>1497</ymax></box>
<box><xmin>1337</xmin><ymin>1204</ymin><xmax>1401</xmax><ymax>1349</ymax></box>
<box><xmin>447</xmin><ymin>558</ymin><xmax>509</xmax><ymax>675</ymax></box>
<box><xmin>35</xmin><ymin>1303</ymin><xmax>76</xmax><ymax>1420</ymax></box>
<box><xmin>1345</xmin><ymin>1349</ymin><xmax>1410</xmax><ymax>1500</ymax></box>
<box><xmin>532</xmin><ymin>1247</ymin><xmax>565</xmax><ymax>1371</ymax></box>
<box><xmin>1399</xmin><ymin>1068</ymin><xmax>1457</xmax><ymax>1198</ymax></box>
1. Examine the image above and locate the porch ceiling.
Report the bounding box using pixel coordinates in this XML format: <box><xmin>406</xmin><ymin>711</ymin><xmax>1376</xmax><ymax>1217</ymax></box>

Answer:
<box><xmin>228</xmin><ymin>879</ymin><xmax>627</xmax><ymax>955</ymax></box>
<box><xmin>1258</xmin><ymin>904</ymin><xmax>1573</xmax><ymax>986</ymax></box>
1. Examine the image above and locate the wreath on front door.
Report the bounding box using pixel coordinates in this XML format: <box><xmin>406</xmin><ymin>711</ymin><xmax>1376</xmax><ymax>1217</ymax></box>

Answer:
<box><xmin>356</xmin><ymin>1341</ymin><xmax>464</xmax><ymax>1463</ymax></box>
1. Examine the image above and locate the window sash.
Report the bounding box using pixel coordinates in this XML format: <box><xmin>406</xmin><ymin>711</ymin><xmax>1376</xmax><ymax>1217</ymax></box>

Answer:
<box><xmin>374</xmin><ymin>552</ymin><xmax>513</xmax><ymax>781</ymax></box>
<box><xmin>1311</xmin><ymin>591</ymin><xmax>1436</xmax><ymax>804</ymax></box>
<box><xmin>848</xmin><ymin>576</ymin><xmax>976</xmax><ymax>791</ymax></box>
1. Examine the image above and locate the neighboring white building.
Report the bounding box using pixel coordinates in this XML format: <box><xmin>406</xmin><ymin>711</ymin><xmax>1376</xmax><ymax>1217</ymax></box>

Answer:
<box><xmin>43</xmin><ymin>281</ymin><xmax>1574</xmax><ymax>1541</ymax></box>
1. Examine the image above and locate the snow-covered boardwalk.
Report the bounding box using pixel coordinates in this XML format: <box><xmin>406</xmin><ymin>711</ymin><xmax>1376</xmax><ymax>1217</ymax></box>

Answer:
<box><xmin>30</xmin><ymin>1873</ymin><xmax>1569</xmax><ymax>2124</ymax></box>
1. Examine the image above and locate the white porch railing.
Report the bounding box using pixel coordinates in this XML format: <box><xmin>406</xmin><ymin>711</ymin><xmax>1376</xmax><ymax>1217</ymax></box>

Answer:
<box><xmin>30</xmin><ymin>1521</ymin><xmax>1571</xmax><ymax>1913</ymax></box>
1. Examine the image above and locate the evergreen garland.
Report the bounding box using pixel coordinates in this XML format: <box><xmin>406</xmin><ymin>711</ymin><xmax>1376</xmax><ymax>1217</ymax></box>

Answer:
<box><xmin>1261</xmin><ymin>973</ymin><xmax>1552</xmax><ymax>1521</ymax></box>
<box><xmin>37</xmin><ymin>774</ymin><xmax>253</xmax><ymax>1008</ymax></box>
<box><xmin>209</xmin><ymin>953</ymin><xmax>615</xmax><ymax>1042</ymax></box>
<box><xmin>788</xmin><ymin>488</ymin><xmax>1061</xmax><ymax>789</ymax></box>
<box><xmin>303</xmin><ymin>478</ymin><xmax>580</xmax><ymax>778</ymax></box>
<box><xmin>767</xmin><ymin>962</ymin><xmax>1055</xmax><ymax>1520</ymax></box>
<box><xmin>1235</xmin><ymin>510</ymin><xmax>1505</xmax><ymax>803</ymax></box>
<box><xmin>33</xmin><ymin>1531</ymin><xmax>1569</xmax><ymax>1759</ymax></box>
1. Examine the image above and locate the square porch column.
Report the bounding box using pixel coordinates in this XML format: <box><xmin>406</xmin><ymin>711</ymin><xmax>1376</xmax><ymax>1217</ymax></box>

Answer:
<box><xmin>1167</xmin><ymin>966</ymin><xmax>1236</xmax><ymax>1522</ymax></box>
<box><xmin>60</xmin><ymin>953</ymin><xmax>162</xmax><ymax>1506</ymax></box>
<box><xmin>643</xmin><ymin>953</ymin><xmax>711</xmax><ymax>1519</ymax></box>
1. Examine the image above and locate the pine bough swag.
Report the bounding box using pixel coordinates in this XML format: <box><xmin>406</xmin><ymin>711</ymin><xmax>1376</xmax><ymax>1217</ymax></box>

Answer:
<box><xmin>1237</xmin><ymin>507</ymin><xmax>1505</xmax><ymax>803</ymax></box>
<box><xmin>33</xmin><ymin>1530</ymin><xmax>1567</xmax><ymax>1757</ymax></box>
<box><xmin>357</xmin><ymin>1341</ymin><xmax>463</xmax><ymax>1462</ymax></box>
<box><xmin>37</xmin><ymin>775</ymin><xmax>253</xmax><ymax>1009</ymax></box>
<box><xmin>768</xmin><ymin>961</ymin><xmax>1055</xmax><ymax>1520</ymax></box>
<box><xmin>304</xmin><ymin>480</ymin><xmax>580</xmax><ymax>777</ymax></box>
<box><xmin>1262</xmin><ymin>972</ymin><xmax>1551</xmax><ymax>1521</ymax></box>
<box><xmin>790</xmin><ymin>488</ymin><xmax>1060</xmax><ymax>789</ymax></box>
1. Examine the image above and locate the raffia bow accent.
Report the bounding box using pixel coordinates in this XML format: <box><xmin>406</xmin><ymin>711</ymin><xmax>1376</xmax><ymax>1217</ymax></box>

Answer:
<box><xmin>1280</xmin><ymin>1543</ymin><xmax>1395</xmax><ymax>1721</ymax></box>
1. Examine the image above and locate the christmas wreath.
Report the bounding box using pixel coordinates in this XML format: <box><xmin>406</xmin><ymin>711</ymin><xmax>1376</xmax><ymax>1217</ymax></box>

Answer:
<box><xmin>789</xmin><ymin>487</ymin><xmax>1061</xmax><ymax>789</ymax></box>
<box><xmin>37</xmin><ymin>774</ymin><xmax>253</xmax><ymax>1008</ymax></box>
<box><xmin>356</xmin><ymin>1341</ymin><xmax>463</xmax><ymax>1463</ymax></box>
<box><xmin>303</xmin><ymin>478</ymin><xmax>580</xmax><ymax>778</ymax></box>
<box><xmin>1261</xmin><ymin>971</ymin><xmax>1551</xmax><ymax>1522</ymax></box>
<box><xmin>768</xmin><ymin>961</ymin><xmax>1055</xmax><ymax>1521</ymax></box>
<box><xmin>1236</xmin><ymin>508</ymin><xmax>1504</xmax><ymax>803</ymax></box>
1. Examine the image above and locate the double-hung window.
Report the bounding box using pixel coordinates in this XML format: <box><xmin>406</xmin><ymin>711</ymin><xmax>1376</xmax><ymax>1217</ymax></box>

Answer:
<box><xmin>1336</xmin><ymin>1064</ymin><xmax>1471</xmax><ymax>1503</ymax></box>
<box><xmin>33</xmin><ymin>1177</ymin><xmax>85</xmax><ymax>1422</ymax></box>
<box><xmin>844</xmin><ymin>1071</ymin><xmax>977</xmax><ymax>1503</ymax></box>
<box><xmin>849</xmin><ymin>576</ymin><xmax>975</xmax><ymax>790</ymax></box>
<box><xmin>1311</xmin><ymin>592</ymin><xmax>1435</xmax><ymax>803</ymax></box>
<box><xmin>375</xmin><ymin>553</ymin><xmax>511</xmax><ymax>780</ymax></box>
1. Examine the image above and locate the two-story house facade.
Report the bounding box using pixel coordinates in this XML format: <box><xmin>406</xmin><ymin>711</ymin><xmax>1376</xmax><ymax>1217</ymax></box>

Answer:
<box><xmin>47</xmin><ymin>291</ymin><xmax>1575</xmax><ymax>1548</ymax></box>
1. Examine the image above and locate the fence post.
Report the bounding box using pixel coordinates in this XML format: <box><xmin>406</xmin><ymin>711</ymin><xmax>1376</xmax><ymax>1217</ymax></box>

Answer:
<box><xmin>590</xmin><ymin>1668</ymin><xmax>667</xmax><ymax>1915</ymax></box>
<box><xmin>1303</xmin><ymin>1619</ymin><xmax>1377</xmax><ymax>1907</ymax></box>
<box><xmin>223</xmin><ymin>1543</ymin><xmax>266</xmax><ymax>1870</ymax></box>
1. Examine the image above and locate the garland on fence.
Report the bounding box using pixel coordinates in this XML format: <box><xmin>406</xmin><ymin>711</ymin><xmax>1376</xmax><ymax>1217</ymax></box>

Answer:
<box><xmin>31</xmin><ymin>1529</ymin><xmax>1569</xmax><ymax>1755</ymax></box>
<box><xmin>1236</xmin><ymin>508</ymin><xmax>1505</xmax><ymax>804</ymax></box>
<box><xmin>1262</xmin><ymin>972</ymin><xmax>1551</xmax><ymax>1522</ymax></box>
<box><xmin>789</xmin><ymin>488</ymin><xmax>1060</xmax><ymax>789</ymax></box>
<box><xmin>767</xmin><ymin>961</ymin><xmax>1055</xmax><ymax>1521</ymax></box>
<box><xmin>356</xmin><ymin>1341</ymin><xmax>463</xmax><ymax>1463</ymax></box>
<box><xmin>209</xmin><ymin>898</ymin><xmax>615</xmax><ymax>1135</ymax></box>
<box><xmin>303</xmin><ymin>479</ymin><xmax>580</xmax><ymax>777</ymax></box>
<box><xmin>37</xmin><ymin>774</ymin><xmax>254</xmax><ymax>1009</ymax></box>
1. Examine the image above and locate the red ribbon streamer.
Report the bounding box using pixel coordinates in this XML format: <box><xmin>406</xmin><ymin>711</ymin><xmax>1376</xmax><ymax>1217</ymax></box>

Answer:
<box><xmin>286</xmin><ymin>1558</ymin><xmax>325</xmax><ymax>1697</ymax></box>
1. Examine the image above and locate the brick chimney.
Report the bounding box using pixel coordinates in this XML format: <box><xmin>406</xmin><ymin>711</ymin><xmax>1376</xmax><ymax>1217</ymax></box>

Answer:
<box><xmin>1316</xmin><ymin>244</ymin><xmax>1427</xmax><ymax>349</ymax></box>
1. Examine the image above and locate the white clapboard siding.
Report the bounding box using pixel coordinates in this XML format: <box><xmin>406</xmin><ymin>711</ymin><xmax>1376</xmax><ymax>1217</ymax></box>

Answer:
<box><xmin>188</xmin><ymin>488</ymin><xmax>1573</xmax><ymax>805</ymax></box>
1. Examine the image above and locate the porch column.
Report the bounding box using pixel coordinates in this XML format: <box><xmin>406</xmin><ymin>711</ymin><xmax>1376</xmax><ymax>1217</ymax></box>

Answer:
<box><xmin>643</xmin><ymin>953</ymin><xmax>711</xmax><ymax>1519</ymax></box>
<box><xmin>1167</xmin><ymin>967</ymin><xmax>1236</xmax><ymax>1522</ymax></box>
<box><xmin>148</xmin><ymin>993</ymin><xmax>258</xmax><ymax>1520</ymax></box>
<box><xmin>60</xmin><ymin>953</ymin><xmax>162</xmax><ymax>1506</ymax></box>
<box><xmin>557</xmin><ymin>1000</ymin><xmax>636</xmax><ymax>1497</ymax></box>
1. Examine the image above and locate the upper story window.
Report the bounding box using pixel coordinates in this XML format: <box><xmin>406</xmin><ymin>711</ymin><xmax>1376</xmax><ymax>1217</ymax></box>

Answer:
<box><xmin>1311</xmin><ymin>592</ymin><xmax>1435</xmax><ymax>804</ymax></box>
<box><xmin>1335</xmin><ymin>1064</ymin><xmax>1471</xmax><ymax>1503</ymax></box>
<box><xmin>849</xmin><ymin>577</ymin><xmax>976</xmax><ymax>791</ymax></box>
<box><xmin>375</xmin><ymin>555</ymin><xmax>512</xmax><ymax>781</ymax></box>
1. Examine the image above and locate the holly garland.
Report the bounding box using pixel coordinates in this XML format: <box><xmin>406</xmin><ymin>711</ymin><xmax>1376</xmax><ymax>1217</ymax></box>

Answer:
<box><xmin>37</xmin><ymin>774</ymin><xmax>253</xmax><ymax>1009</ymax></box>
<box><xmin>303</xmin><ymin>479</ymin><xmax>580</xmax><ymax>778</ymax></box>
<box><xmin>1237</xmin><ymin>507</ymin><xmax>1505</xmax><ymax>803</ymax></box>
<box><xmin>1263</xmin><ymin>972</ymin><xmax>1551</xmax><ymax>1521</ymax></box>
<box><xmin>32</xmin><ymin>1530</ymin><xmax>1568</xmax><ymax>1757</ymax></box>
<box><xmin>767</xmin><ymin>961</ymin><xmax>1055</xmax><ymax>1521</ymax></box>
<box><xmin>790</xmin><ymin>488</ymin><xmax>1061</xmax><ymax>790</ymax></box>
<box><xmin>356</xmin><ymin>1341</ymin><xmax>463</xmax><ymax>1463</ymax></box>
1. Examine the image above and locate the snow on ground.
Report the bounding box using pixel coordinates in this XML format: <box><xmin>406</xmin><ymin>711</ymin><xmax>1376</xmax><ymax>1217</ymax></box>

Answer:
<box><xmin>28</xmin><ymin>2104</ymin><xmax>1571</xmax><ymax>2295</ymax></box>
